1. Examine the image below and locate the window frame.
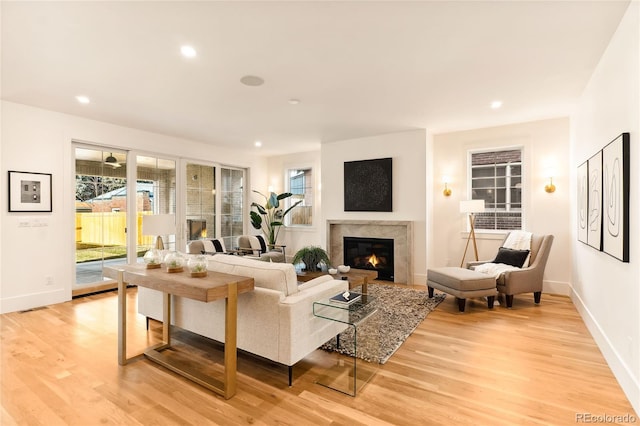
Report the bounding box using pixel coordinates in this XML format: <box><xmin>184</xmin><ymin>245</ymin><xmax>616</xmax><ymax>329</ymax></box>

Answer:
<box><xmin>284</xmin><ymin>165</ymin><xmax>314</xmax><ymax>228</ymax></box>
<box><xmin>468</xmin><ymin>147</ymin><xmax>525</xmax><ymax>232</ymax></box>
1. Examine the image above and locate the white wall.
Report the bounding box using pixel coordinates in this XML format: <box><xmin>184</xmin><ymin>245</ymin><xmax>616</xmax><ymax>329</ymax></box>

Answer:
<box><xmin>320</xmin><ymin>129</ymin><xmax>428</xmax><ymax>284</ymax></box>
<box><xmin>0</xmin><ymin>101</ymin><xmax>268</xmax><ymax>314</ymax></box>
<box><xmin>431</xmin><ymin>118</ymin><xmax>572</xmax><ymax>295</ymax></box>
<box><xmin>571</xmin><ymin>2</ymin><xmax>639</xmax><ymax>413</ymax></box>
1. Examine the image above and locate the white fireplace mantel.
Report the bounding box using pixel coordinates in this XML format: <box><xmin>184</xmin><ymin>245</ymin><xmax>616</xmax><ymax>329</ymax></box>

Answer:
<box><xmin>326</xmin><ymin>220</ymin><xmax>413</xmax><ymax>284</ymax></box>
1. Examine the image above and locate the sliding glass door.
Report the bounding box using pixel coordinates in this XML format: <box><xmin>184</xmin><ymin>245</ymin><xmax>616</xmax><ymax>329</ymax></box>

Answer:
<box><xmin>74</xmin><ymin>147</ymin><xmax>244</xmax><ymax>294</ymax></box>
<box><xmin>136</xmin><ymin>155</ymin><xmax>176</xmax><ymax>258</ymax></box>
<box><xmin>74</xmin><ymin>147</ymin><xmax>128</xmax><ymax>292</ymax></box>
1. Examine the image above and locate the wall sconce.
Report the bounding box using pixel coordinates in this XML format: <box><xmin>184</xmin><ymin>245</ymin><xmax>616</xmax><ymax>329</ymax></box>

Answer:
<box><xmin>545</xmin><ymin>177</ymin><xmax>556</xmax><ymax>193</ymax></box>
<box><xmin>442</xmin><ymin>176</ymin><xmax>452</xmax><ymax>197</ymax></box>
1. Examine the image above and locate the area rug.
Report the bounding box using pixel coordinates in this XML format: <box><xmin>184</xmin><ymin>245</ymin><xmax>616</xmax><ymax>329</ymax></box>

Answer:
<box><xmin>320</xmin><ymin>285</ymin><xmax>446</xmax><ymax>364</ymax></box>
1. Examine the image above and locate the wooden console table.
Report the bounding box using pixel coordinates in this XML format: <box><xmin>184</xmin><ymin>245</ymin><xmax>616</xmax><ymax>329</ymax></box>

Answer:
<box><xmin>104</xmin><ymin>264</ymin><xmax>254</xmax><ymax>399</ymax></box>
<box><xmin>297</xmin><ymin>269</ymin><xmax>378</xmax><ymax>293</ymax></box>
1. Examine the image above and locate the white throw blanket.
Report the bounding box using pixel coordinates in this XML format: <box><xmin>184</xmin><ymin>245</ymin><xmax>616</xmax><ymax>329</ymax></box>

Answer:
<box><xmin>503</xmin><ymin>230</ymin><xmax>532</xmax><ymax>267</ymax></box>
<box><xmin>474</xmin><ymin>231</ymin><xmax>533</xmax><ymax>278</ymax></box>
<box><xmin>474</xmin><ymin>262</ymin><xmax>520</xmax><ymax>279</ymax></box>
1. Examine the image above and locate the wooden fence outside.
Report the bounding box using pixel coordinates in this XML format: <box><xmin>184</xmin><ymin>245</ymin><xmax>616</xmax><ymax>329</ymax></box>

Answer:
<box><xmin>76</xmin><ymin>212</ymin><xmax>154</xmax><ymax>246</ymax></box>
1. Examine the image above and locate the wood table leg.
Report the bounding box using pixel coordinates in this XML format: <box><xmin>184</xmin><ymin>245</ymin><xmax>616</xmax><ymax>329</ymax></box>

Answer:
<box><xmin>117</xmin><ymin>269</ymin><xmax>127</xmax><ymax>366</ymax></box>
<box><xmin>224</xmin><ymin>281</ymin><xmax>238</xmax><ymax>399</ymax></box>
<box><xmin>162</xmin><ymin>292</ymin><xmax>171</xmax><ymax>345</ymax></box>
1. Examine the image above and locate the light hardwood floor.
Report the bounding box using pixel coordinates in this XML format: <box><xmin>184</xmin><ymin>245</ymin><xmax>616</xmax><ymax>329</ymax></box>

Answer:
<box><xmin>1</xmin><ymin>285</ymin><xmax>636</xmax><ymax>425</ymax></box>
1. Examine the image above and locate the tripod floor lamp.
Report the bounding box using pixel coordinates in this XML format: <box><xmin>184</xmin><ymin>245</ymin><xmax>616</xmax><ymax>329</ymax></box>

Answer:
<box><xmin>459</xmin><ymin>200</ymin><xmax>485</xmax><ymax>267</ymax></box>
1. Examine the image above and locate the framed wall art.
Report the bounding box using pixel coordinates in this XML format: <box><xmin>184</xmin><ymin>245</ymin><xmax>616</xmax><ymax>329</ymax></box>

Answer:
<box><xmin>8</xmin><ymin>171</ymin><xmax>52</xmax><ymax>212</ymax></box>
<box><xmin>344</xmin><ymin>157</ymin><xmax>392</xmax><ymax>212</ymax></box>
<box><xmin>602</xmin><ymin>132</ymin><xmax>630</xmax><ymax>262</ymax></box>
<box><xmin>577</xmin><ymin>160</ymin><xmax>588</xmax><ymax>244</ymax></box>
<box><xmin>587</xmin><ymin>151</ymin><xmax>602</xmax><ymax>251</ymax></box>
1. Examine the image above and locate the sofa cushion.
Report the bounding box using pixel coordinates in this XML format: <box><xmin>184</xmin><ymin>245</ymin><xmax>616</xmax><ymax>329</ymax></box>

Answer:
<box><xmin>297</xmin><ymin>274</ymin><xmax>334</xmax><ymax>291</ymax></box>
<box><xmin>207</xmin><ymin>254</ymin><xmax>298</xmax><ymax>296</ymax></box>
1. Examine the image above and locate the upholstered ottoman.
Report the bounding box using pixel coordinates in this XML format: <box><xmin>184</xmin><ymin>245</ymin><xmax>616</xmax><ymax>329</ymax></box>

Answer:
<box><xmin>427</xmin><ymin>267</ymin><xmax>497</xmax><ymax>312</ymax></box>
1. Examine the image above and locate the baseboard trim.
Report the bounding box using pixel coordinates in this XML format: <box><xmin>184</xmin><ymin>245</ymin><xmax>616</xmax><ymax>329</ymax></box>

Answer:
<box><xmin>1</xmin><ymin>288</ymin><xmax>69</xmax><ymax>314</ymax></box>
<box><xmin>571</xmin><ymin>288</ymin><xmax>640</xmax><ymax>415</ymax></box>
<box><xmin>543</xmin><ymin>280</ymin><xmax>571</xmax><ymax>296</ymax></box>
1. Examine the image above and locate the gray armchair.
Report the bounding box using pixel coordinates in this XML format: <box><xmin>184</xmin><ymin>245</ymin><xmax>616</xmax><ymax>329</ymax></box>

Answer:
<box><xmin>236</xmin><ymin>235</ymin><xmax>286</xmax><ymax>262</ymax></box>
<box><xmin>468</xmin><ymin>233</ymin><xmax>554</xmax><ymax>308</ymax></box>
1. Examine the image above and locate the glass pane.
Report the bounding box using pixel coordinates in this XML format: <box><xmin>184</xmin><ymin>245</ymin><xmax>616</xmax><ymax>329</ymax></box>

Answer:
<box><xmin>185</xmin><ymin>163</ymin><xmax>215</xmax><ymax>242</ymax></box>
<box><xmin>471</xmin><ymin>167</ymin><xmax>494</xmax><ymax>178</ymax></box>
<box><xmin>138</xmin><ymin>155</ymin><xmax>176</xmax><ymax>254</ymax></box>
<box><xmin>220</xmin><ymin>167</ymin><xmax>245</xmax><ymax>248</ymax></box>
<box><xmin>75</xmin><ymin>148</ymin><xmax>127</xmax><ymax>287</ymax></box>
<box><xmin>471</xmin><ymin>178</ymin><xmax>494</xmax><ymax>189</ymax></box>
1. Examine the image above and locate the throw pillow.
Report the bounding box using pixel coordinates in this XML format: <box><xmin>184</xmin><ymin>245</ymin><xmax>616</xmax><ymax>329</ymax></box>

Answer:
<box><xmin>248</xmin><ymin>236</ymin><xmax>263</xmax><ymax>255</ymax></box>
<box><xmin>255</xmin><ymin>235</ymin><xmax>268</xmax><ymax>253</ymax></box>
<box><xmin>212</xmin><ymin>238</ymin><xmax>225</xmax><ymax>253</ymax></box>
<box><xmin>493</xmin><ymin>247</ymin><xmax>530</xmax><ymax>268</ymax></box>
<box><xmin>202</xmin><ymin>239</ymin><xmax>215</xmax><ymax>253</ymax></box>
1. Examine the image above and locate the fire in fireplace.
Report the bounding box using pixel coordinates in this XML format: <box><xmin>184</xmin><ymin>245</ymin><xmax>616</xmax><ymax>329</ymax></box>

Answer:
<box><xmin>343</xmin><ymin>236</ymin><xmax>394</xmax><ymax>281</ymax></box>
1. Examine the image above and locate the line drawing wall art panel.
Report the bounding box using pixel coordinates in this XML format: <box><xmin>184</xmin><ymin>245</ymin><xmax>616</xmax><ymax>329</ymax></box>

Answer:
<box><xmin>577</xmin><ymin>161</ymin><xmax>588</xmax><ymax>244</ymax></box>
<box><xmin>602</xmin><ymin>133</ymin><xmax>630</xmax><ymax>262</ymax></box>
<box><xmin>587</xmin><ymin>151</ymin><xmax>602</xmax><ymax>251</ymax></box>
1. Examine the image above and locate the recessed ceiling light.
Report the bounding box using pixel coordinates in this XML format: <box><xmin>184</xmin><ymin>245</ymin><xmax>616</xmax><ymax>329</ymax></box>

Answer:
<box><xmin>240</xmin><ymin>75</ymin><xmax>265</xmax><ymax>87</ymax></box>
<box><xmin>181</xmin><ymin>45</ymin><xmax>197</xmax><ymax>58</ymax></box>
<box><xmin>76</xmin><ymin>95</ymin><xmax>90</xmax><ymax>104</ymax></box>
<box><xmin>288</xmin><ymin>99</ymin><xmax>300</xmax><ymax>105</ymax></box>
<box><xmin>255</xmin><ymin>141</ymin><xmax>262</xmax><ymax>148</ymax></box>
<box><xmin>491</xmin><ymin>100</ymin><xmax>503</xmax><ymax>109</ymax></box>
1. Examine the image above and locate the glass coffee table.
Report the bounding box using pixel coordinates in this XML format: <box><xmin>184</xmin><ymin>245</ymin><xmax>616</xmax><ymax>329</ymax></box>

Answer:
<box><xmin>313</xmin><ymin>293</ymin><xmax>380</xmax><ymax>396</ymax></box>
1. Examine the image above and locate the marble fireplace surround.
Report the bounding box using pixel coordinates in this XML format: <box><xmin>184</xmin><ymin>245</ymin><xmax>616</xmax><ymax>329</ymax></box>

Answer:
<box><xmin>327</xmin><ymin>220</ymin><xmax>413</xmax><ymax>284</ymax></box>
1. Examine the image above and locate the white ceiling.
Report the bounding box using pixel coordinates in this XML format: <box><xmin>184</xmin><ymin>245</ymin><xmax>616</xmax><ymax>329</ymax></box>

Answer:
<box><xmin>1</xmin><ymin>1</ymin><xmax>630</xmax><ymax>155</ymax></box>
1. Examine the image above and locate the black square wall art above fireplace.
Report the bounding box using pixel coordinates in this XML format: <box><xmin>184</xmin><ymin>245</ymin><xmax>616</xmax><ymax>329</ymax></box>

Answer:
<box><xmin>344</xmin><ymin>157</ymin><xmax>392</xmax><ymax>212</ymax></box>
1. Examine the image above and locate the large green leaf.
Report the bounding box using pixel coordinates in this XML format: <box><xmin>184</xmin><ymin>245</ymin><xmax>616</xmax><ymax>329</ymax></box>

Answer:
<box><xmin>282</xmin><ymin>200</ymin><xmax>303</xmax><ymax>219</ymax></box>
<box><xmin>251</xmin><ymin>202</ymin><xmax>267</xmax><ymax>215</ymax></box>
<box><xmin>250</xmin><ymin>211</ymin><xmax>262</xmax><ymax>229</ymax></box>
<box><xmin>276</xmin><ymin>192</ymin><xmax>293</xmax><ymax>200</ymax></box>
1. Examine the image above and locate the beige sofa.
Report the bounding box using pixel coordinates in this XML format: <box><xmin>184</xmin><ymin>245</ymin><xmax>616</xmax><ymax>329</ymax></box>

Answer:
<box><xmin>137</xmin><ymin>254</ymin><xmax>348</xmax><ymax>385</ymax></box>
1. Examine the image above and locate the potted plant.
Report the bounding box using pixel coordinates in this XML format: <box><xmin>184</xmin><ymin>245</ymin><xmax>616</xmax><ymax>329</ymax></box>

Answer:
<box><xmin>292</xmin><ymin>246</ymin><xmax>331</xmax><ymax>272</ymax></box>
<box><xmin>250</xmin><ymin>190</ymin><xmax>302</xmax><ymax>246</ymax></box>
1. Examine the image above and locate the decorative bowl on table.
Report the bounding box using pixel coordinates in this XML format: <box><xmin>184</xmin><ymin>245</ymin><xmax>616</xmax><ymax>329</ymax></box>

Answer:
<box><xmin>337</xmin><ymin>265</ymin><xmax>350</xmax><ymax>273</ymax></box>
<box><xmin>143</xmin><ymin>249</ymin><xmax>162</xmax><ymax>269</ymax></box>
<box><xmin>163</xmin><ymin>251</ymin><xmax>185</xmax><ymax>273</ymax></box>
<box><xmin>328</xmin><ymin>268</ymin><xmax>338</xmax><ymax>275</ymax></box>
<box><xmin>188</xmin><ymin>255</ymin><xmax>208</xmax><ymax>278</ymax></box>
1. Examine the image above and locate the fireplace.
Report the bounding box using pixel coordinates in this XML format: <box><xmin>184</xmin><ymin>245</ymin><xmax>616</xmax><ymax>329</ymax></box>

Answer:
<box><xmin>343</xmin><ymin>236</ymin><xmax>394</xmax><ymax>281</ymax></box>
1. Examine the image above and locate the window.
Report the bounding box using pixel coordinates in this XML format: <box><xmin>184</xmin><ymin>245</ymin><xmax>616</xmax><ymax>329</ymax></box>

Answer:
<box><xmin>287</xmin><ymin>168</ymin><xmax>313</xmax><ymax>226</ymax></box>
<box><xmin>186</xmin><ymin>163</ymin><xmax>215</xmax><ymax>242</ymax></box>
<box><xmin>470</xmin><ymin>149</ymin><xmax>522</xmax><ymax>231</ymax></box>
<box><xmin>220</xmin><ymin>167</ymin><xmax>245</xmax><ymax>250</ymax></box>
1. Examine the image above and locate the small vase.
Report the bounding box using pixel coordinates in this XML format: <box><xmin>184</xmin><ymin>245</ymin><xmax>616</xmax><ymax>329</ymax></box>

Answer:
<box><xmin>188</xmin><ymin>255</ymin><xmax>208</xmax><ymax>278</ymax></box>
<box><xmin>143</xmin><ymin>249</ymin><xmax>162</xmax><ymax>269</ymax></box>
<box><xmin>164</xmin><ymin>251</ymin><xmax>185</xmax><ymax>273</ymax></box>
